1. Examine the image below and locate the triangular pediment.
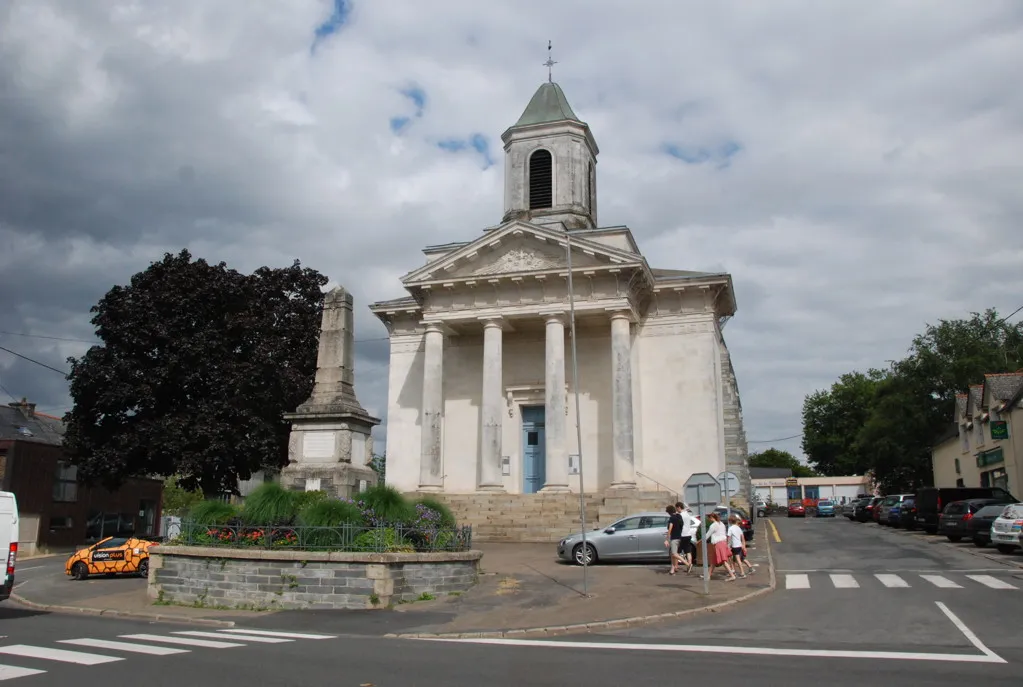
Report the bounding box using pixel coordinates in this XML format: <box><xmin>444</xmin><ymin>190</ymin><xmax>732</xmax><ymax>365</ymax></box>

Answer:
<box><xmin>402</xmin><ymin>221</ymin><xmax>644</xmax><ymax>285</ymax></box>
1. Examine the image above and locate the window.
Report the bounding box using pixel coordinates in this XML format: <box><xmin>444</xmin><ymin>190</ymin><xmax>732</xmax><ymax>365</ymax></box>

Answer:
<box><xmin>962</xmin><ymin>425</ymin><xmax>970</xmax><ymax>452</ymax></box>
<box><xmin>52</xmin><ymin>461</ymin><xmax>78</xmax><ymax>502</ymax></box>
<box><xmin>49</xmin><ymin>516</ymin><xmax>72</xmax><ymax>530</ymax></box>
<box><xmin>639</xmin><ymin>516</ymin><xmax>670</xmax><ymax>529</ymax></box>
<box><xmin>526</xmin><ymin>431</ymin><xmax>539</xmax><ymax>446</ymax></box>
<box><xmin>528</xmin><ymin>149</ymin><xmax>553</xmax><ymax>209</ymax></box>
<box><xmin>954</xmin><ymin>458</ymin><xmax>961</xmax><ymax>475</ymax></box>
<box><xmin>611</xmin><ymin>517</ymin><xmax>642</xmax><ymax>531</ymax></box>
<box><xmin>956</xmin><ymin>478</ymin><xmax>965</xmax><ymax>487</ymax></box>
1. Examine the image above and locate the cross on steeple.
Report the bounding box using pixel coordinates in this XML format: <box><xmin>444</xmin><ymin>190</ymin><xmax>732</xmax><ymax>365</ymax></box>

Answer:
<box><xmin>543</xmin><ymin>40</ymin><xmax>557</xmax><ymax>83</ymax></box>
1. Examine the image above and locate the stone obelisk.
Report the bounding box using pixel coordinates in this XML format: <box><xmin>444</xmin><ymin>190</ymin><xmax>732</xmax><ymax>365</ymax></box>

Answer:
<box><xmin>281</xmin><ymin>286</ymin><xmax>380</xmax><ymax>498</ymax></box>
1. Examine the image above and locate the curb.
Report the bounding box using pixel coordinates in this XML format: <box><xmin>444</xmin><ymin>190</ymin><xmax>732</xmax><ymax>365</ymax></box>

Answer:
<box><xmin>9</xmin><ymin>593</ymin><xmax>238</xmax><ymax>628</ymax></box>
<box><xmin>385</xmin><ymin>524</ymin><xmax>777</xmax><ymax>640</ymax></box>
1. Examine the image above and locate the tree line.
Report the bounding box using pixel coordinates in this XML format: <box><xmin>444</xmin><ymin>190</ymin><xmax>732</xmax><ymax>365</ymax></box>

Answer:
<box><xmin>799</xmin><ymin>308</ymin><xmax>1023</xmax><ymax>493</ymax></box>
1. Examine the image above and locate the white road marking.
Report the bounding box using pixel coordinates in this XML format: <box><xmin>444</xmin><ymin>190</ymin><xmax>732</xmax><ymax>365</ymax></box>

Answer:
<box><xmin>0</xmin><ymin>665</ymin><xmax>46</xmax><ymax>681</ymax></box>
<box><xmin>174</xmin><ymin>631</ymin><xmax>292</xmax><ymax>644</ymax></box>
<box><xmin>829</xmin><ymin>574</ymin><xmax>859</xmax><ymax>588</ymax></box>
<box><xmin>936</xmin><ymin>601</ymin><xmax>1003</xmax><ymax>661</ymax></box>
<box><xmin>118</xmin><ymin>634</ymin><xmax>244</xmax><ymax>649</ymax></box>
<box><xmin>785</xmin><ymin>574</ymin><xmax>810</xmax><ymax>589</ymax></box>
<box><xmin>11</xmin><ymin>566</ymin><xmax>45</xmax><ymax>572</ymax></box>
<box><xmin>59</xmin><ymin>638</ymin><xmax>190</xmax><ymax>655</ymax></box>
<box><xmin>219</xmin><ymin>629</ymin><xmax>337</xmax><ymax>640</ymax></box>
<box><xmin>920</xmin><ymin>575</ymin><xmax>961</xmax><ymax>589</ymax></box>
<box><xmin>875</xmin><ymin>574</ymin><xmax>909</xmax><ymax>588</ymax></box>
<box><xmin>966</xmin><ymin>575</ymin><xmax>1018</xmax><ymax>590</ymax></box>
<box><xmin>0</xmin><ymin>645</ymin><xmax>122</xmax><ymax>665</ymax></box>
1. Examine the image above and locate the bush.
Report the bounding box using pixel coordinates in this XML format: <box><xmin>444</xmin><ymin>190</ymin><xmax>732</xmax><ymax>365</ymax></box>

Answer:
<box><xmin>293</xmin><ymin>489</ymin><xmax>328</xmax><ymax>513</ymax></box>
<box><xmin>360</xmin><ymin>484</ymin><xmax>414</xmax><ymax>525</ymax></box>
<box><xmin>297</xmin><ymin>499</ymin><xmax>365</xmax><ymax>528</ymax></box>
<box><xmin>413</xmin><ymin>496</ymin><xmax>456</xmax><ymax>528</ymax></box>
<box><xmin>242</xmin><ymin>482</ymin><xmax>299</xmax><ymax>525</ymax></box>
<box><xmin>353</xmin><ymin>527</ymin><xmax>414</xmax><ymax>553</ymax></box>
<box><xmin>187</xmin><ymin>499</ymin><xmax>238</xmax><ymax>525</ymax></box>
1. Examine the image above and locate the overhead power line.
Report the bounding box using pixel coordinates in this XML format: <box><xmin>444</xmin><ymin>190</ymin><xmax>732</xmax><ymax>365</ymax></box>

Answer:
<box><xmin>748</xmin><ymin>433</ymin><xmax>801</xmax><ymax>444</ymax></box>
<box><xmin>0</xmin><ymin>345</ymin><xmax>70</xmax><ymax>376</ymax></box>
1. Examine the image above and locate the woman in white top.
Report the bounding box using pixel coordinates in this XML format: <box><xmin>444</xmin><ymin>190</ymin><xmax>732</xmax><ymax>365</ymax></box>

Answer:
<box><xmin>706</xmin><ymin>512</ymin><xmax>737</xmax><ymax>581</ymax></box>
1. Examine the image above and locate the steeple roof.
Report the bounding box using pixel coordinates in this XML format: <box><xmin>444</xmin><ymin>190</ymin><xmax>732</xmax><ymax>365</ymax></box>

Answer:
<box><xmin>512</xmin><ymin>82</ymin><xmax>581</xmax><ymax>127</ymax></box>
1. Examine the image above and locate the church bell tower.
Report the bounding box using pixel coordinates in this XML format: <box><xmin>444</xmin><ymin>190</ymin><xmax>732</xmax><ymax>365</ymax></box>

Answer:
<box><xmin>500</xmin><ymin>80</ymin><xmax>599</xmax><ymax>230</ymax></box>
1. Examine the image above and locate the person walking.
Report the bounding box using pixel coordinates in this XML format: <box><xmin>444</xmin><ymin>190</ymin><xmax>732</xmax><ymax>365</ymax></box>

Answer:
<box><xmin>727</xmin><ymin>514</ymin><xmax>754</xmax><ymax>578</ymax></box>
<box><xmin>675</xmin><ymin>501</ymin><xmax>696</xmax><ymax>574</ymax></box>
<box><xmin>706</xmin><ymin>512</ymin><xmax>737</xmax><ymax>581</ymax></box>
<box><xmin>665</xmin><ymin>505</ymin><xmax>685</xmax><ymax>574</ymax></box>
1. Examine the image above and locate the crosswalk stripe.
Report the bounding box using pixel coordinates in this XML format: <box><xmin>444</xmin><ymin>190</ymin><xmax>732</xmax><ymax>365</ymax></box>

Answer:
<box><xmin>219</xmin><ymin>629</ymin><xmax>337</xmax><ymax>640</ymax></box>
<box><xmin>0</xmin><ymin>665</ymin><xmax>46</xmax><ymax>681</ymax></box>
<box><xmin>829</xmin><ymin>574</ymin><xmax>859</xmax><ymax>588</ymax></box>
<box><xmin>920</xmin><ymin>575</ymin><xmax>961</xmax><ymax>589</ymax></box>
<box><xmin>118</xmin><ymin>634</ymin><xmax>244</xmax><ymax>649</ymax></box>
<box><xmin>0</xmin><ymin>644</ymin><xmax>122</xmax><ymax>665</ymax></box>
<box><xmin>966</xmin><ymin>575</ymin><xmax>1018</xmax><ymax>590</ymax></box>
<box><xmin>875</xmin><ymin>574</ymin><xmax>909</xmax><ymax>588</ymax></box>
<box><xmin>59</xmin><ymin>638</ymin><xmax>190</xmax><ymax>655</ymax></box>
<box><xmin>785</xmin><ymin>574</ymin><xmax>810</xmax><ymax>589</ymax></box>
<box><xmin>174</xmin><ymin>631</ymin><xmax>292</xmax><ymax>644</ymax></box>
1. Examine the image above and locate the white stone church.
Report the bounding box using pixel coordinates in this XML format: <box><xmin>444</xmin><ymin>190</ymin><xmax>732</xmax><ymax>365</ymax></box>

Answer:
<box><xmin>370</xmin><ymin>80</ymin><xmax>749</xmax><ymax>522</ymax></box>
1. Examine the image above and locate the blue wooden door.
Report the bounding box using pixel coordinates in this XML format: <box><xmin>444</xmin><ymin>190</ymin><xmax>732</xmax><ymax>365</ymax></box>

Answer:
<box><xmin>522</xmin><ymin>406</ymin><xmax>546</xmax><ymax>494</ymax></box>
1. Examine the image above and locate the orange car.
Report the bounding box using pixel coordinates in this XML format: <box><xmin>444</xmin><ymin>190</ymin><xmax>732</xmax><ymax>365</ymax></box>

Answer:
<box><xmin>65</xmin><ymin>536</ymin><xmax>157</xmax><ymax>580</ymax></box>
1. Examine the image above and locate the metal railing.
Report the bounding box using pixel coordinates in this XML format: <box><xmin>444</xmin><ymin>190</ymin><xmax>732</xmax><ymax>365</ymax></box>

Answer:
<box><xmin>175</xmin><ymin>521</ymin><xmax>473</xmax><ymax>553</ymax></box>
<box><xmin>636</xmin><ymin>471</ymin><xmax>679</xmax><ymax>502</ymax></box>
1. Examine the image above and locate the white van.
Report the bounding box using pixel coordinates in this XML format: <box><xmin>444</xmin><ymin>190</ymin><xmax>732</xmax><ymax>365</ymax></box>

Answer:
<box><xmin>1</xmin><ymin>490</ymin><xmax>18</xmax><ymax>602</ymax></box>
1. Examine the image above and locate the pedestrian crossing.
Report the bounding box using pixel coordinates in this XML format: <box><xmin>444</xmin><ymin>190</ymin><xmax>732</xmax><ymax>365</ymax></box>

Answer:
<box><xmin>783</xmin><ymin>572</ymin><xmax>1020</xmax><ymax>591</ymax></box>
<box><xmin>0</xmin><ymin>628</ymin><xmax>335</xmax><ymax>681</ymax></box>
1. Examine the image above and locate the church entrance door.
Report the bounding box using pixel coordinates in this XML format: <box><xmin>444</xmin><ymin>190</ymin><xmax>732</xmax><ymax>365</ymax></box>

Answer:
<box><xmin>521</xmin><ymin>405</ymin><xmax>546</xmax><ymax>494</ymax></box>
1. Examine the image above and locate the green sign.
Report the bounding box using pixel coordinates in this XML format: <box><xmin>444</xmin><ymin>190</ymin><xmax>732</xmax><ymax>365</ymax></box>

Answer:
<box><xmin>977</xmin><ymin>447</ymin><xmax>1004</xmax><ymax>468</ymax></box>
<box><xmin>991</xmin><ymin>420</ymin><xmax>1009</xmax><ymax>441</ymax></box>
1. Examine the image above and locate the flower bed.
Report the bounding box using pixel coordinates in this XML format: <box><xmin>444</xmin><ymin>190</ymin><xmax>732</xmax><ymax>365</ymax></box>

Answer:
<box><xmin>177</xmin><ymin>522</ymin><xmax>472</xmax><ymax>553</ymax></box>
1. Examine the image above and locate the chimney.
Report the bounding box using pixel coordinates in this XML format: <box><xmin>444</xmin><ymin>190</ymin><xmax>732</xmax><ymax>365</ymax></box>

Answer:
<box><xmin>9</xmin><ymin>397</ymin><xmax>36</xmax><ymax>418</ymax></box>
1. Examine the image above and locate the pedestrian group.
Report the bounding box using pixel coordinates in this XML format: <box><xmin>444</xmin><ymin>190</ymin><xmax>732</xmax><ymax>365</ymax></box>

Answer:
<box><xmin>665</xmin><ymin>502</ymin><xmax>754</xmax><ymax>582</ymax></box>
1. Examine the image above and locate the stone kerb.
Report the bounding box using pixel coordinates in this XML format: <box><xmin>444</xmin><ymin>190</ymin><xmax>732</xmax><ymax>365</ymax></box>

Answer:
<box><xmin>148</xmin><ymin>545</ymin><xmax>483</xmax><ymax>611</ymax></box>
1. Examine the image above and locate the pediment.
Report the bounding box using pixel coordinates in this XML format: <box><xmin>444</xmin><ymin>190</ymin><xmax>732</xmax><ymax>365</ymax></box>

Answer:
<box><xmin>402</xmin><ymin>221</ymin><xmax>644</xmax><ymax>285</ymax></box>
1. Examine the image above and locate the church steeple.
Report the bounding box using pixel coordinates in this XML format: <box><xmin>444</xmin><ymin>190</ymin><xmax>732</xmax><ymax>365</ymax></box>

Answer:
<box><xmin>500</xmin><ymin>81</ymin><xmax>599</xmax><ymax>230</ymax></box>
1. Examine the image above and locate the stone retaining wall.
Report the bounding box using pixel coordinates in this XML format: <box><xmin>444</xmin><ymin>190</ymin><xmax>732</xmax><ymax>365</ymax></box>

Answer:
<box><xmin>148</xmin><ymin>546</ymin><xmax>482</xmax><ymax>611</ymax></box>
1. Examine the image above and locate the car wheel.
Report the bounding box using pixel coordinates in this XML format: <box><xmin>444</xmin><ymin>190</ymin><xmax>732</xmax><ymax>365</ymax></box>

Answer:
<box><xmin>972</xmin><ymin>538</ymin><xmax>987</xmax><ymax>548</ymax></box>
<box><xmin>946</xmin><ymin>535</ymin><xmax>962</xmax><ymax>543</ymax></box>
<box><xmin>71</xmin><ymin>562</ymin><xmax>89</xmax><ymax>581</ymax></box>
<box><xmin>573</xmin><ymin>543</ymin><xmax>597</xmax><ymax>566</ymax></box>
<box><xmin>996</xmin><ymin>544</ymin><xmax>1017</xmax><ymax>555</ymax></box>
<box><xmin>137</xmin><ymin>558</ymin><xmax>150</xmax><ymax>577</ymax></box>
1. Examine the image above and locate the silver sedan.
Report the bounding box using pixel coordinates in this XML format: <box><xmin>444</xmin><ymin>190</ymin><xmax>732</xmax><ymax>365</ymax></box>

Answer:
<box><xmin>556</xmin><ymin>512</ymin><xmax>673</xmax><ymax>565</ymax></box>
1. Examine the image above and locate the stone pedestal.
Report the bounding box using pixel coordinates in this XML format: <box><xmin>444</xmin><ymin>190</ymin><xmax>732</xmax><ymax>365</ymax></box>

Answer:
<box><xmin>281</xmin><ymin>286</ymin><xmax>381</xmax><ymax>499</ymax></box>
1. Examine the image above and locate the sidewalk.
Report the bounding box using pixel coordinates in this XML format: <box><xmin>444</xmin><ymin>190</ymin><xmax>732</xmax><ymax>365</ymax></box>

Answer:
<box><xmin>387</xmin><ymin>524</ymin><xmax>774</xmax><ymax>637</ymax></box>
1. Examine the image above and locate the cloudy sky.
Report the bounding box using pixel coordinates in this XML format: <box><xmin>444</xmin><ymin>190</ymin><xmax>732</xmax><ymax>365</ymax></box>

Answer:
<box><xmin>2</xmin><ymin>0</ymin><xmax>1022</xmax><ymax>461</ymax></box>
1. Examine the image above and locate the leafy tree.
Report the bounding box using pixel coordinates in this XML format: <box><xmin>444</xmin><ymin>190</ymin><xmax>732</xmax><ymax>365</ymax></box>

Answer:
<box><xmin>801</xmin><ymin>370</ymin><xmax>887</xmax><ymax>476</ymax></box>
<box><xmin>63</xmin><ymin>249</ymin><xmax>328</xmax><ymax>496</ymax></box>
<box><xmin>369</xmin><ymin>452</ymin><xmax>386</xmax><ymax>480</ymax></box>
<box><xmin>748</xmin><ymin>448</ymin><xmax>817</xmax><ymax>478</ymax></box>
<box><xmin>161</xmin><ymin>476</ymin><xmax>204</xmax><ymax>516</ymax></box>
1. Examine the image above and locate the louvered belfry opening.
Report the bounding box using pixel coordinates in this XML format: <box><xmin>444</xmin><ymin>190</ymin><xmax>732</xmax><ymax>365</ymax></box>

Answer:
<box><xmin>528</xmin><ymin>149</ymin><xmax>553</xmax><ymax>209</ymax></box>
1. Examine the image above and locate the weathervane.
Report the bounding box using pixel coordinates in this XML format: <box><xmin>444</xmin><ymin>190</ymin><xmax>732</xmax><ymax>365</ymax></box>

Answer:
<box><xmin>543</xmin><ymin>40</ymin><xmax>557</xmax><ymax>83</ymax></box>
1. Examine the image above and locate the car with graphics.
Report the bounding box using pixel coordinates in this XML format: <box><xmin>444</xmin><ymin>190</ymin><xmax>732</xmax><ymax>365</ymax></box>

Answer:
<box><xmin>65</xmin><ymin>536</ymin><xmax>157</xmax><ymax>580</ymax></box>
<box><xmin>991</xmin><ymin>503</ymin><xmax>1023</xmax><ymax>554</ymax></box>
<box><xmin>557</xmin><ymin>512</ymin><xmax>672</xmax><ymax>565</ymax></box>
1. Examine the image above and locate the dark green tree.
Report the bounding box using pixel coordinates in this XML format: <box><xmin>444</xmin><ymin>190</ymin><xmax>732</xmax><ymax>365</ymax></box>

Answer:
<box><xmin>369</xmin><ymin>453</ymin><xmax>386</xmax><ymax>481</ymax></box>
<box><xmin>63</xmin><ymin>249</ymin><xmax>328</xmax><ymax>496</ymax></box>
<box><xmin>748</xmin><ymin>448</ymin><xmax>817</xmax><ymax>477</ymax></box>
<box><xmin>801</xmin><ymin>370</ymin><xmax>887</xmax><ymax>476</ymax></box>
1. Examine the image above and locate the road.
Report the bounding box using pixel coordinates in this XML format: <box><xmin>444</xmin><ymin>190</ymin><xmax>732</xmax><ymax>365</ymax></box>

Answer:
<box><xmin>2</xmin><ymin>516</ymin><xmax>1022</xmax><ymax>685</ymax></box>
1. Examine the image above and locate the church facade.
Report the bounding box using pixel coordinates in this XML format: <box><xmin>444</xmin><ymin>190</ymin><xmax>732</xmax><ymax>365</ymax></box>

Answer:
<box><xmin>370</xmin><ymin>81</ymin><xmax>749</xmax><ymax>503</ymax></box>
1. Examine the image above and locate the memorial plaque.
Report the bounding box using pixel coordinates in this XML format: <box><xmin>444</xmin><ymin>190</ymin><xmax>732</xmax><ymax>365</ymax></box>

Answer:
<box><xmin>302</xmin><ymin>431</ymin><xmax>335</xmax><ymax>459</ymax></box>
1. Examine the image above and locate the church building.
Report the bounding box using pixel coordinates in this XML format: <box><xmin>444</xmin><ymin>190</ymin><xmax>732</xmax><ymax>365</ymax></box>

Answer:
<box><xmin>370</xmin><ymin>80</ymin><xmax>749</xmax><ymax>525</ymax></box>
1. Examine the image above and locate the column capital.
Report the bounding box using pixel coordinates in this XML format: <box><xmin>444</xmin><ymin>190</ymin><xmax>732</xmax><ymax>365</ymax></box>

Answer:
<box><xmin>541</xmin><ymin>311</ymin><xmax>567</xmax><ymax>325</ymax></box>
<box><xmin>423</xmin><ymin>321</ymin><xmax>446</xmax><ymax>335</ymax></box>
<box><xmin>478</xmin><ymin>316</ymin><xmax>507</xmax><ymax>330</ymax></box>
<box><xmin>607</xmin><ymin>309</ymin><xmax>634</xmax><ymax>323</ymax></box>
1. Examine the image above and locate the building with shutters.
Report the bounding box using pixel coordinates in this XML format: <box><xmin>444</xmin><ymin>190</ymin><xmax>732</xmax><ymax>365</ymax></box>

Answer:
<box><xmin>368</xmin><ymin>80</ymin><xmax>749</xmax><ymax>534</ymax></box>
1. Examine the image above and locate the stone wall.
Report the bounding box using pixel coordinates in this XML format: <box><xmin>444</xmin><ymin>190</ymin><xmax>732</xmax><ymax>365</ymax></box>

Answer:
<box><xmin>720</xmin><ymin>341</ymin><xmax>751</xmax><ymax>507</ymax></box>
<box><xmin>149</xmin><ymin>546</ymin><xmax>481</xmax><ymax>611</ymax></box>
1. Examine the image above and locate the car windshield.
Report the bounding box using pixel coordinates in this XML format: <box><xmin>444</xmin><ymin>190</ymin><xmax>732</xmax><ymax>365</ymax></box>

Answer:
<box><xmin>1002</xmin><ymin>504</ymin><xmax>1023</xmax><ymax>520</ymax></box>
<box><xmin>977</xmin><ymin>505</ymin><xmax>1007</xmax><ymax>517</ymax></box>
<box><xmin>819</xmin><ymin>500</ymin><xmax>832</xmax><ymax>506</ymax></box>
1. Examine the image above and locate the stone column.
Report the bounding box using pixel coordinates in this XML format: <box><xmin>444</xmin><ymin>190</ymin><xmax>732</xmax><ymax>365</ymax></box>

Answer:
<box><xmin>542</xmin><ymin>314</ymin><xmax>569</xmax><ymax>491</ymax></box>
<box><xmin>479</xmin><ymin>318</ymin><xmax>505</xmax><ymax>491</ymax></box>
<box><xmin>609</xmin><ymin>311</ymin><xmax>637</xmax><ymax>489</ymax></box>
<box><xmin>419</xmin><ymin>323</ymin><xmax>444</xmax><ymax>491</ymax></box>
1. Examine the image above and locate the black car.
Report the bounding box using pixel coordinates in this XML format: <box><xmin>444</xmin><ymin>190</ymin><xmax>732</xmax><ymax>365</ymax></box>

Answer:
<box><xmin>855</xmin><ymin>497</ymin><xmax>883</xmax><ymax>522</ymax></box>
<box><xmin>714</xmin><ymin>507</ymin><xmax>754</xmax><ymax>541</ymax></box>
<box><xmin>898</xmin><ymin>497</ymin><xmax>918</xmax><ymax>529</ymax></box>
<box><xmin>914</xmin><ymin>487</ymin><xmax>1015</xmax><ymax>534</ymax></box>
<box><xmin>938</xmin><ymin>498</ymin><xmax>1009</xmax><ymax>542</ymax></box>
<box><xmin>967</xmin><ymin>504</ymin><xmax>1008</xmax><ymax>547</ymax></box>
<box><xmin>845</xmin><ymin>498</ymin><xmax>867</xmax><ymax>520</ymax></box>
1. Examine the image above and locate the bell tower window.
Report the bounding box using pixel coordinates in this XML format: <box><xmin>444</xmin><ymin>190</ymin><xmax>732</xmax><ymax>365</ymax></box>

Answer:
<box><xmin>528</xmin><ymin>149</ymin><xmax>553</xmax><ymax>209</ymax></box>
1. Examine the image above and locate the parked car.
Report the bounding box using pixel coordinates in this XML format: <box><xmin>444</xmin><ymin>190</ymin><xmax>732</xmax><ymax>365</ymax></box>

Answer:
<box><xmin>787</xmin><ymin>502</ymin><xmax>806</xmax><ymax>518</ymax></box>
<box><xmin>872</xmin><ymin>500</ymin><xmax>884</xmax><ymax>523</ymax></box>
<box><xmin>816</xmin><ymin>499</ymin><xmax>836</xmax><ymax>517</ymax></box>
<box><xmin>855</xmin><ymin>497</ymin><xmax>883</xmax><ymax>522</ymax></box>
<box><xmin>755</xmin><ymin>499</ymin><xmax>768</xmax><ymax>518</ymax></box>
<box><xmin>845</xmin><ymin>498</ymin><xmax>867</xmax><ymax>520</ymax></box>
<box><xmin>897</xmin><ymin>497</ymin><xmax>918</xmax><ymax>529</ymax></box>
<box><xmin>937</xmin><ymin>498</ymin><xmax>1008</xmax><ymax>542</ymax></box>
<box><xmin>557</xmin><ymin>512</ymin><xmax>670</xmax><ymax>565</ymax></box>
<box><xmin>914</xmin><ymin>487</ymin><xmax>1016</xmax><ymax>534</ymax></box>
<box><xmin>991</xmin><ymin>503</ymin><xmax>1023</xmax><ymax>554</ymax></box>
<box><xmin>967</xmin><ymin>504</ymin><xmax>1007</xmax><ymax>548</ymax></box>
<box><xmin>878</xmin><ymin>494</ymin><xmax>913</xmax><ymax>526</ymax></box>
<box><xmin>715</xmin><ymin>506</ymin><xmax>754</xmax><ymax>541</ymax></box>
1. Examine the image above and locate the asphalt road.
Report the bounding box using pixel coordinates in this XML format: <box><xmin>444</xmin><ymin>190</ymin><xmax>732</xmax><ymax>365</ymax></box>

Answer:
<box><xmin>3</xmin><ymin>517</ymin><xmax>1022</xmax><ymax>685</ymax></box>
<box><xmin>11</xmin><ymin>553</ymin><xmax>147</xmax><ymax>607</ymax></box>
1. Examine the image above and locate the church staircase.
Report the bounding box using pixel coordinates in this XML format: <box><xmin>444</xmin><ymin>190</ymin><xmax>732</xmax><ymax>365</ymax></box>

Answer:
<box><xmin>417</xmin><ymin>490</ymin><xmax>677</xmax><ymax>543</ymax></box>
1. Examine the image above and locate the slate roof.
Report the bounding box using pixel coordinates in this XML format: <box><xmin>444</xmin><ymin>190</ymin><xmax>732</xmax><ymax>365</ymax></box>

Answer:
<box><xmin>512</xmin><ymin>82</ymin><xmax>581</xmax><ymax>128</ymax></box>
<box><xmin>749</xmin><ymin>467</ymin><xmax>793</xmax><ymax>479</ymax></box>
<box><xmin>0</xmin><ymin>404</ymin><xmax>64</xmax><ymax>446</ymax></box>
<box><xmin>967</xmin><ymin>384</ymin><xmax>984</xmax><ymax>416</ymax></box>
<box><xmin>983</xmin><ymin>372</ymin><xmax>1023</xmax><ymax>405</ymax></box>
<box><xmin>954</xmin><ymin>393</ymin><xmax>968</xmax><ymax>420</ymax></box>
